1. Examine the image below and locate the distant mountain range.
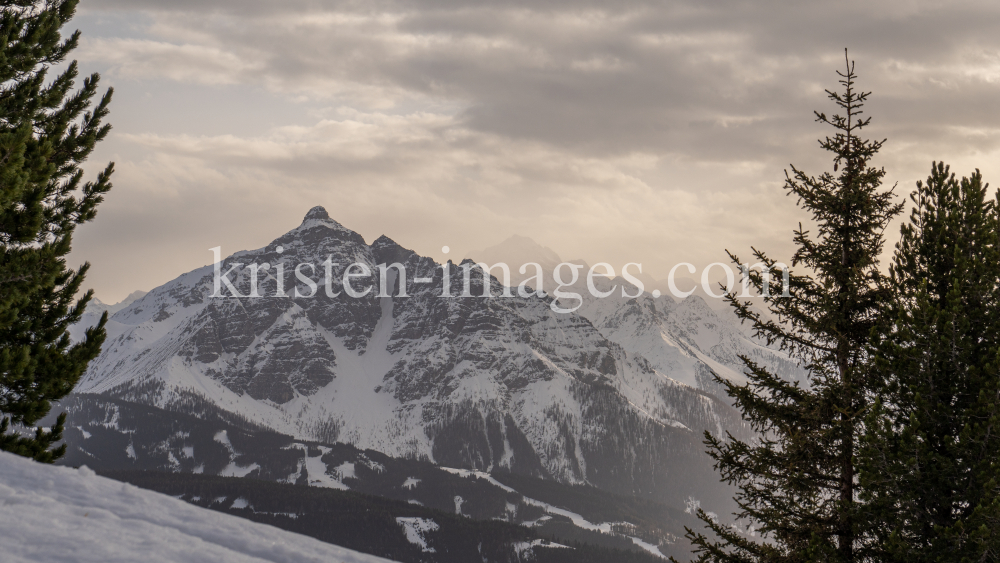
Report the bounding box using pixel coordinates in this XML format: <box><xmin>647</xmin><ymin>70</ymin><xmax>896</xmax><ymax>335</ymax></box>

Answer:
<box><xmin>60</xmin><ymin>206</ymin><xmax>804</xmax><ymax>560</ymax></box>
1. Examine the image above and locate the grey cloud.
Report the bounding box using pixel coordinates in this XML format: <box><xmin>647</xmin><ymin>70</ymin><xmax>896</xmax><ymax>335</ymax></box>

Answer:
<box><xmin>68</xmin><ymin>0</ymin><xmax>1000</xmax><ymax>302</ymax></box>
<box><xmin>80</xmin><ymin>0</ymin><xmax>1000</xmax><ymax>168</ymax></box>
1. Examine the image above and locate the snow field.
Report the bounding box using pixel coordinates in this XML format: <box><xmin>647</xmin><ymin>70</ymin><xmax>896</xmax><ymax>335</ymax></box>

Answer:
<box><xmin>0</xmin><ymin>451</ymin><xmax>396</xmax><ymax>563</ymax></box>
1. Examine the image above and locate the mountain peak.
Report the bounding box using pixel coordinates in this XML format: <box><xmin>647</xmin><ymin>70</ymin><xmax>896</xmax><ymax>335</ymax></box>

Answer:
<box><xmin>303</xmin><ymin>206</ymin><xmax>331</xmax><ymax>221</ymax></box>
<box><xmin>122</xmin><ymin>290</ymin><xmax>148</xmax><ymax>305</ymax></box>
<box><xmin>472</xmin><ymin>235</ymin><xmax>562</xmax><ymax>268</ymax></box>
<box><xmin>372</xmin><ymin>234</ymin><xmax>418</xmax><ymax>264</ymax></box>
<box><xmin>296</xmin><ymin>205</ymin><xmax>347</xmax><ymax>233</ymax></box>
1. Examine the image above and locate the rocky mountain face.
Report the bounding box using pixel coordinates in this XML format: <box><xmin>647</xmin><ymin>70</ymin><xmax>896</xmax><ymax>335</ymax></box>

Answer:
<box><xmin>74</xmin><ymin>207</ymin><xmax>800</xmax><ymax>513</ymax></box>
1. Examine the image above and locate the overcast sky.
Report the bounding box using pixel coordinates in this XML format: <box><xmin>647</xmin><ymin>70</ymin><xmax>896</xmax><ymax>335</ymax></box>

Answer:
<box><xmin>65</xmin><ymin>0</ymin><xmax>1000</xmax><ymax>302</ymax></box>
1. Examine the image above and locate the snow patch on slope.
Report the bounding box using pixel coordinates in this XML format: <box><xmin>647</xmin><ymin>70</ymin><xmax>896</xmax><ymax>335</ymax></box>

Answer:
<box><xmin>395</xmin><ymin>517</ymin><xmax>439</xmax><ymax>553</ymax></box>
<box><xmin>441</xmin><ymin>466</ymin><xmax>665</xmax><ymax>558</ymax></box>
<box><xmin>0</xmin><ymin>451</ymin><xmax>396</xmax><ymax>563</ymax></box>
<box><xmin>288</xmin><ymin>444</ymin><xmax>348</xmax><ymax>490</ymax></box>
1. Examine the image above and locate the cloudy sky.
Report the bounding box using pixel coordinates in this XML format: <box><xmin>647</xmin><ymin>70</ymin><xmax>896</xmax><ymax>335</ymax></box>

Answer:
<box><xmin>65</xmin><ymin>0</ymin><xmax>1000</xmax><ymax>302</ymax></box>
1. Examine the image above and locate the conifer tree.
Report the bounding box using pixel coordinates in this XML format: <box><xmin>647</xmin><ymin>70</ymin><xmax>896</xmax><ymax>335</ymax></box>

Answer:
<box><xmin>0</xmin><ymin>0</ymin><xmax>113</xmax><ymax>462</ymax></box>
<box><xmin>677</xmin><ymin>51</ymin><xmax>902</xmax><ymax>563</ymax></box>
<box><xmin>859</xmin><ymin>163</ymin><xmax>1000</xmax><ymax>562</ymax></box>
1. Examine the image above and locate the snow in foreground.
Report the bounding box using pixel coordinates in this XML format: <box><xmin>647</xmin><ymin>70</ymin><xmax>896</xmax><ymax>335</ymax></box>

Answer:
<box><xmin>0</xmin><ymin>451</ymin><xmax>396</xmax><ymax>563</ymax></box>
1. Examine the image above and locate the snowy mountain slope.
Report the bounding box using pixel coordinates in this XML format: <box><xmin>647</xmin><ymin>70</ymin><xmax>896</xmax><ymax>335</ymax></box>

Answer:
<box><xmin>0</xmin><ymin>450</ymin><xmax>396</xmax><ymax>563</ymax></box>
<box><xmin>469</xmin><ymin>236</ymin><xmax>806</xmax><ymax>394</ymax></box>
<box><xmin>88</xmin><ymin>290</ymin><xmax>149</xmax><ymax>317</ymax></box>
<box><xmin>74</xmin><ymin>208</ymin><xmax>752</xmax><ymax>498</ymax></box>
<box><xmin>571</xmin><ymin>277</ymin><xmax>806</xmax><ymax>396</ymax></box>
<box><xmin>68</xmin><ymin>290</ymin><xmax>148</xmax><ymax>343</ymax></box>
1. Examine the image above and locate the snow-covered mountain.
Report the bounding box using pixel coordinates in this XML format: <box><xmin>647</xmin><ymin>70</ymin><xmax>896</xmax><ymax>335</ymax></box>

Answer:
<box><xmin>468</xmin><ymin>235</ymin><xmax>563</xmax><ymax>284</ymax></box>
<box><xmin>467</xmin><ymin>235</ymin><xmax>804</xmax><ymax>393</ymax></box>
<box><xmin>73</xmin><ymin>207</ymin><xmax>798</xmax><ymax>508</ymax></box>
<box><xmin>68</xmin><ymin>290</ymin><xmax>148</xmax><ymax>343</ymax></box>
<box><xmin>572</xmin><ymin>278</ymin><xmax>805</xmax><ymax>396</ymax></box>
<box><xmin>0</xmin><ymin>450</ymin><xmax>395</xmax><ymax>563</ymax></box>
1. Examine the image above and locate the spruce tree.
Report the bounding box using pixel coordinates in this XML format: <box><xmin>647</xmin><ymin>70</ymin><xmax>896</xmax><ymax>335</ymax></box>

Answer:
<box><xmin>859</xmin><ymin>163</ymin><xmax>1000</xmax><ymax>562</ymax></box>
<box><xmin>677</xmin><ymin>51</ymin><xmax>902</xmax><ymax>563</ymax></box>
<box><xmin>0</xmin><ymin>0</ymin><xmax>113</xmax><ymax>462</ymax></box>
